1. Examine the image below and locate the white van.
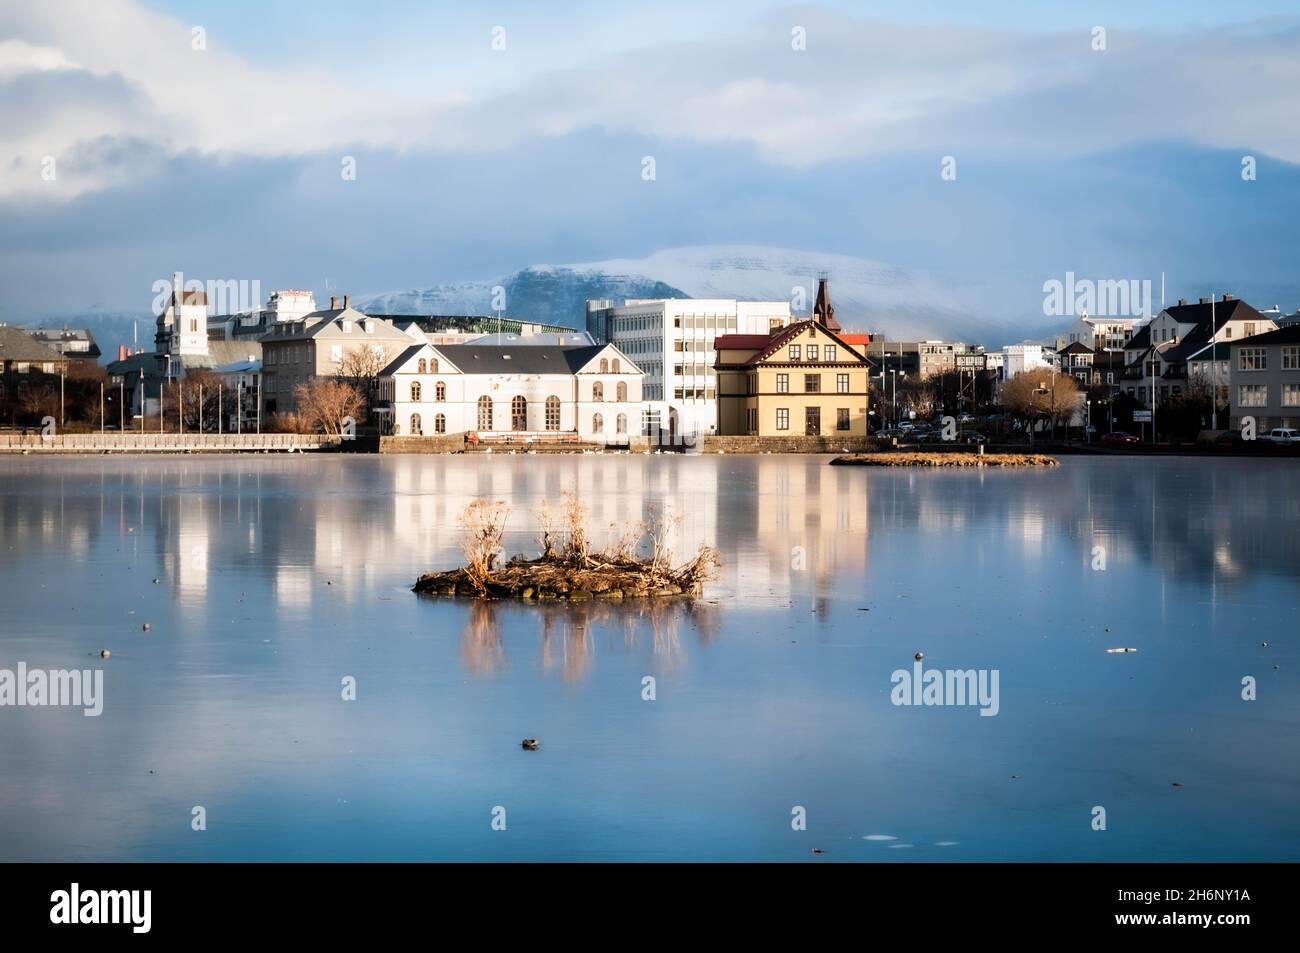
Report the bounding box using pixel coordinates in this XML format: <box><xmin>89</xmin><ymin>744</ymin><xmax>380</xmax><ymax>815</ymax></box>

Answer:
<box><xmin>1264</xmin><ymin>427</ymin><xmax>1299</xmax><ymax>445</ymax></box>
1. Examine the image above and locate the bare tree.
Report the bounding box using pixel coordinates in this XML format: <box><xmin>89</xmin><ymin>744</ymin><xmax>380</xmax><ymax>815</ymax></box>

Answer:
<box><xmin>460</xmin><ymin>499</ymin><xmax>511</xmax><ymax>588</ymax></box>
<box><xmin>1001</xmin><ymin>370</ymin><xmax>1079</xmax><ymax>439</ymax></box>
<box><xmin>293</xmin><ymin>378</ymin><xmax>364</xmax><ymax>435</ymax></box>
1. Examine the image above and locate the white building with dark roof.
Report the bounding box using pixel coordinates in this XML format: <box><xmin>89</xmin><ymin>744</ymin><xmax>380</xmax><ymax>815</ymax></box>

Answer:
<box><xmin>374</xmin><ymin>341</ymin><xmax>644</xmax><ymax>442</ymax></box>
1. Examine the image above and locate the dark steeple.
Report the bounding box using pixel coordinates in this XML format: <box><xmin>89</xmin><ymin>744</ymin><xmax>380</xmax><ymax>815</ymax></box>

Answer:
<box><xmin>813</xmin><ymin>273</ymin><xmax>841</xmax><ymax>332</ymax></box>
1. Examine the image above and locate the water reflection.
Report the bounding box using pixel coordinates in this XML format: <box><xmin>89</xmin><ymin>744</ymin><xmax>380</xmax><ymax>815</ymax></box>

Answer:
<box><xmin>456</xmin><ymin>596</ymin><xmax>718</xmax><ymax>680</ymax></box>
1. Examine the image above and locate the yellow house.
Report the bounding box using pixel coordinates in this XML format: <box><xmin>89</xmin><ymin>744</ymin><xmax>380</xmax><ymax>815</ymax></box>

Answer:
<box><xmin>714</xmin><ymin>320</ymin><xmax>873</xmax><ymax>436</ymax></box>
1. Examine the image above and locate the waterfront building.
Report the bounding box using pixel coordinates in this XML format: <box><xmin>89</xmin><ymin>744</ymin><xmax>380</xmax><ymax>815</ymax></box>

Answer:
<box><xmin>1227</xmin><ymin>324</ymin><xmax>1300</xmax><ymax>431</ymax></box>
<box><xmin>0</xmin><ymin>325</ymin><xmax>67</xmax><ymax>423</ymax></box>
<box><xmin>1121</xmin><ymin>296</ymin><xmax>1276</xmax><ymax>404</ymax></box>
<box><xmin>1002</xmin><ymin>343</ymin><xmax>1055</xmax><ymax>380</ymax></box>
<box><xmin>259</xmin><ymin>304</ymin><xmax>417</xmax><ymax>417</ymax></box>
<box><xmin>713</xmin><ymin>314</ymin><xmax>873</xmax><ymax>437</ymax></box>
<box><xmin>374</xmin><ymin>341</ymin><xmax>644</xmax><ymax>441</ymax></box>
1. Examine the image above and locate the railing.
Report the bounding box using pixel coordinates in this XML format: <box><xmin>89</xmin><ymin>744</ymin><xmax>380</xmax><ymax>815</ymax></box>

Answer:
<box><xmin>0</xmin><ymin>433</ymin><xmax>344</xmax><ymax>453</ymax></box>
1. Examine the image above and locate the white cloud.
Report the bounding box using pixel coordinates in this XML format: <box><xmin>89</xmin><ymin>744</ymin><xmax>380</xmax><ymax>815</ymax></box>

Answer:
<box><xmin>2</xmin><ymin>2</ymin><xmax>1299</xmax><ymax>202</ymax></box>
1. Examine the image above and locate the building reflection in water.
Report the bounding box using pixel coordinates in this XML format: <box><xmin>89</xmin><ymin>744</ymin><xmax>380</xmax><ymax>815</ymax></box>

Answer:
<box><xmin>451</xmin><ymin>596</ymin><xmax>719</xmax><ymax>681</ymax></box>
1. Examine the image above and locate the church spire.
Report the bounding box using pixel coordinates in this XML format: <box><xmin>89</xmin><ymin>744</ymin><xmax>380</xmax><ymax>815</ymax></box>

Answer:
<box><xmin>813</xmin><ymin>273</ymin><xmax>841</xmax><ymax>332</ymax></box>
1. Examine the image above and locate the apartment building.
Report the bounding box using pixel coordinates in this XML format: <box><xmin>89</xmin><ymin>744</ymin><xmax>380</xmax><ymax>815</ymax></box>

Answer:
<box><xmin>1228</xmin><ymin>324</ymin><xmax>1300</xmax><ymax>430</ymax></box>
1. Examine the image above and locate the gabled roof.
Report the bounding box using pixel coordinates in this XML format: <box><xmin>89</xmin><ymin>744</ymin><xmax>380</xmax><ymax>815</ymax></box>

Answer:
<box><xmin>401</xmin><ymin>343</ymin><xmax>637</xmax><ymax>376</ymax></box>
<box><xmin>714</xmin><ymin>334</ymin><xmax>773</xmax><ymax>351</ymax></box>
<box><xmin>0</xmin><ymin>325</ymin><xmax>67</xmax><ymax>363</ymax></box>
<box><xmin>1058</xmin><ymin>341</ymin><xmax>1094</xmax><ymax>355</ymax></box>
<box><xmin>378</xmin><ymin>343</ymin><xmax>433</xmax><ymax>378</ymax></box>
<box><xmin>1125</xmin><ymin>324</ymin><xmax>1152</xmax><ymax>351</ymax></box>
<box><xmin>1161</xmin><ymin>297</ymin><xmax>1262</xmax><ymax>328</ymax></box>
<box><xmin>1223</xmin><ymin>323</ymin><xmax>1300</xmax><ymax>348</ymax></box>
<box><xmin>714</xmin><ymin>320</ymin><xmax>872</xmax><ymax>368</ymax></box>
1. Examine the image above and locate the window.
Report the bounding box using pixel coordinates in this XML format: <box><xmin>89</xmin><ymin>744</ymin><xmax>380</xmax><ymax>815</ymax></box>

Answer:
<box><xmin>592</xmin><ymin>381</ymin><xmax>604</xmax><ymax>402</ymax></box>
<box><xmin>1283</xmin><ymin>346</ymin><xmax>1300</xmax><ymax>370</ymax></box>
<box><xmin>435</xmin><ymin>381</ymin><xmax>446</xmax><ymax>401</ymax></box>
<box><xmin>592</xmin><ymin>413</ymin><xmax>603</xmax><ymax>434</ymax></box>
<box><xmin>616</xmin><ymin>381</ymin><xmax>627</xmax><ymax>402</ymax></box>
<box><xmin>776</xmin><ymin>408</ymin><xmax>789</xmax><ymax>431</ymax></box>
<box><xmin>611</xmin><ymin>359</ymin><xmax>620</xmax><ymax>373</ymax></box>
<box><xmin>429</xmin><ymin>359</ymin><xmax>438</xmax><ymax>373</ymax></box>
<box><xmin>807</xmin><ymin>344</ymin><xmax>819</xmax><ymax>362</ymax></box>
<box><xmin>600</xmin><ymin>358</ymin><xmax>608</xmax><ymax>373</ymax></box>
<box><xmin>616</xmin><ymin>413</ymin><xmax>627</xmax><ymax>434</ymax></box>
<box><xmin>836</xmin><ymin>373</ymin><xmax>849</xmax><ymax>393</ymax></box>
<box><xmin>1244</xmin><ymin>323</ymin><xmax>1256</xmax><ymax>337</ymax></box>
<box><xmin>477</xmin><ymin>395</ymin><xmax>493</xmax><ymax>430</ymax></box>
<box><xmin>1238</xmin><ymin>384</ymin><xmax>1267</xmax><ymax>407</ymax></box>
<box><xmin>789</xmin><ymin>345</ymin><xmax>801</xmax><ymax>361</ymax></box>
<box><xmin>511</xmin><ymin>395</ymin><xmax>527</xmax><ymax>431</ymax></box>
<box><xmin>804</xmin><ymin>374</ymin><xmax>820</xmax><ymax>393</ymax></box>
<box><xmin>410</xmin><ymin>381</ymin><xmax>421</xmax><ymax>402</ymax></box>
<box><xmin>1239</xmin><ymin>348</ymin><xmax>1267</xmax><ymax>371</ymax></box>
<box><xmin>435</xmin><ymin>413</ymin><xmax>446</xmax><ymax>434</ymax></box>
<box><xmin>775</xmin><ymin>373</ymin><xmax>789</xmax><ymax>393</ymax></box>
<box><xmin>824</xmin><ymin>345</ymin><xmax>836</xmax><ymax>362</ymax></box>
<box><xmin>417</xmin><ymin>358</ymin><xmax>427</xmax><ymax>373</ymax></box>
<box><xmin>330</xmin><ymin>344</ymin><xmax>343</xmax><ymax>363</ymax></box>
<box><xmin>410</xmin><ymin>413</ymin><xmax>422</xmax><ymax>435</ymax></box>
<box><xmin>837</xmin><ymin>408</ymin><xmax>850</xmax><ymax>431</ymax></box>
<box><xmin>1280</xmin><ymin>384</ymin><xmax>1300</xmax><ymax>407</ymax></box>
<box><xmin>189</xmin><ymin>319</ymin><xmax>198</xmax><ymax>333</ymax></box>
<box><xmin>545</xmin><ymin>395</ymin><xmax>561</xmax><ymax>430</ymax></box>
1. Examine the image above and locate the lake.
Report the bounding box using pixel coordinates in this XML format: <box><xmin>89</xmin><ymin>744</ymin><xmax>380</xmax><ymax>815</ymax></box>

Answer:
<box><xmin>0</xmin><ymin>453</ymin><xmax>1296</xmax><ymax>861</ymax></box>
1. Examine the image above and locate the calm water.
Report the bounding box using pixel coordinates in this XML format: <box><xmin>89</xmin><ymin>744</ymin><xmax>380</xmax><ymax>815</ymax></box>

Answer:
<box><xmin>0</xmin><ymin>454</ymin><xmax>1297</xmax><ymax>861</ymax></box>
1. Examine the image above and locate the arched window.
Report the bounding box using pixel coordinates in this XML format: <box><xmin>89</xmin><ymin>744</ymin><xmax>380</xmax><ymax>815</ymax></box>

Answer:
<box><xmin>410</xmin><ymin>381</ymin><xmax>421</xmax><ymax>401</ymax></box>
<box><xmin>545</xmin><ymin>395</ymin><xmax>561</xmax><ymax>431</ymax></box>
<box><xmin>429</xmin><ymin>358</ymin><xmax>438</xmax><ymax>373</ymax></box>
<box><xmin>592</xmin><ymin>381</ymin><xmax>604</xmax><ymax>402</ymax></box>
<box><xmin>600</xmin><ymin>358</ymin><xmax>608</xmax><ymax>373</ymax></box>
<box><xmin>417</xmin><ymin>358</ymin><xmax>427</xmax><ymax>373</ymax></box>
<box><xmin>410</xmin><ymin>413</ymin><xmax>422</xmax><ymax>435</ymax></box>
<box><xmin>511</xmin><ymin>395</ymin><xmax>527</xmax><ymax>431</ymax></box>
<box><xmin>612</xmin><ymin>358</ymin><xmax>620</xmax><ymax>373</ymax></box>
<box><xmin>477</xmin><ymin>395</ymin><xmax>493</xmax><ymax>431</ymax></box>
<box><xmin>616</xmin><ymin>413</ymin><xmax>627</xmax><ymax>434</ymax></box>
<box><xmin>435</xmin><ymin>381</ymin><xmax>446</xmax><ymax>401</ymax></box>
<box><xmin>616</xmin><ymin>381</ymin><xmax>627</xmax><ymax>402</ymax></box>
<box><xmin>435</xmin><ymin>413</ymin><xmax>446</xmax><ymax>434</ymax></box>
<box><xmin>592</xmin><ymin>413</ymin><xmax>604</xmax><ymax>434</ymax></box>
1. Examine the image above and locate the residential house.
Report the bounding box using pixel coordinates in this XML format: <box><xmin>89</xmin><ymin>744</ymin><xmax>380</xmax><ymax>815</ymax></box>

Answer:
<box><xmin>0</xmin><ymin>325</ymin><xmax>68</xmax><ymax>422</ymax></box>
<box><xmin>26</xmin><ymin>326</ymin><xmax>101</xmax><ymax>362</ymax></box>
<box><xmin>259</xmin><ymin>303</ymin><xmax>416</xmax><ymax>417</ymax></box>
<box><xmin>1122</xmin><ymin>296</ymin><xmax>1276</xmax><ymax>405</ymax></box>
<box><xmin>714</xmin><ymin>318</ymin><xmax>873</xmax><ymax>437</ymax></box>
<box><xmin>1228</xmin><ymin>324</ymin><xmax>1300</xmax><ymax>431</ymax></box>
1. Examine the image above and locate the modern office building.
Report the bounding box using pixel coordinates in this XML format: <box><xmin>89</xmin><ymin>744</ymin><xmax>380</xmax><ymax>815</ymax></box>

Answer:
<box><xmin>585</xmin><ymin>296</ymin><xmax>791</xmax><ymax>439</ymax></box>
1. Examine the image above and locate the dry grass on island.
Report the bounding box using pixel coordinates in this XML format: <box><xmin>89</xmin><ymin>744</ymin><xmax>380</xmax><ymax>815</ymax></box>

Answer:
<box><xmin>414</xmin><ymin>493</ymin><xmax>721</xmax><ymax>601</ymax></box>
<box><xmin>830</xmin><ymin>451</ymin><xmax>1059</xmax><ymax>468</ymax></box>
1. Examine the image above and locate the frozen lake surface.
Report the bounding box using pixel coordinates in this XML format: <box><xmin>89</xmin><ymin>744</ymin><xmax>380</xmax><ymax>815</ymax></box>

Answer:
<box><xmin>0</xmin><ymin>454</ymin><xmax>1296</xmax><ymax>860</ymax></box>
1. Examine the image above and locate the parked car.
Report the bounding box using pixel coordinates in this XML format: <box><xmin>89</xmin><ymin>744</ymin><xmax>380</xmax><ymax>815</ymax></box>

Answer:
<box><xmin>1215</xmin><ymin>430</ymin><xmax>1246</xmax><ymax>447</ymax></box>
<box><xmin>1263</xmin><ymin>427</ymin><xmax>1300</xmax><ymax>445</ymax></box>
<box><xmin>965</xmin><ymin>431</ymin><xmax>988</xmax><ymax>444</ymax></box>
<box><xmin>1101</xmin><ymin>431</ymin><xmax>1140</xmax><ymax>446</ymax></box>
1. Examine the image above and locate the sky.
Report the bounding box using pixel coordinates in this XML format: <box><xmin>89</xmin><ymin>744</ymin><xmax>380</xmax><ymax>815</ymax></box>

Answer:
<box><xmin>2</xmin><ymin>0</ymin><xmax>1300</xmax><ymax>339</ymax></box>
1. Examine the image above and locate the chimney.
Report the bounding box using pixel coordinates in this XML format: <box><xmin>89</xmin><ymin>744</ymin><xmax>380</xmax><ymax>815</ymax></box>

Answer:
<box><xmin>118</xmin><ymin>344</ymin><xmax>127</xmax><ymax>361</ymax></box>
<box><xmin>343</xmin><ymin>294</ymin><xmax>350</xmax><ymax>309</ymax></box>
<box><xmin>1199</xmin><ymin>297</ymin><xmax>1209</xmax><ymax>305</ymax></box>
<box><xmin>1223</xmin><ymin>293</ymin><xmax>1234</xmax><ymax>301</ymax></box>
<box><xmin>330</xmin><ymin>295</ymin><xmax>339</xmax><ymax>310</ymax></box>
<box><xmin>1177</xmin><ymin>298</ymin><xmax>1187</xmax><ymax>306</ymax></box>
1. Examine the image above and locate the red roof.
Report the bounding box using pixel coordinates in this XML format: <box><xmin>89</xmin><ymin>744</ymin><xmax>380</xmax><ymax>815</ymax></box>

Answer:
<box><xmin>839</xmin><ymin>333</ymin><xmax>872</xmax><ymax>345</ymax></box>
<box><xmin>714</xmin><ymin>334</ymin><xmax>773</xmax><ymax>350</ymax></box>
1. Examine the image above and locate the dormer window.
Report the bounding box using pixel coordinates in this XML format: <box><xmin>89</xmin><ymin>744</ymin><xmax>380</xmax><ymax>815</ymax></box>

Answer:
<box><xmin>342</xmin><ymin>320</ymin><xmax>353</xmax><ymax>333</ymax></box>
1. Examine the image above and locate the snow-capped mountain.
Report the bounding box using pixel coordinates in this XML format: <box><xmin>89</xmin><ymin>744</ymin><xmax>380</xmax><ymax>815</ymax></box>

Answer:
<box><xmin>358</xmin><ymin>245</ymin><xmax>1013</xmax><ymax>343</ymax></box>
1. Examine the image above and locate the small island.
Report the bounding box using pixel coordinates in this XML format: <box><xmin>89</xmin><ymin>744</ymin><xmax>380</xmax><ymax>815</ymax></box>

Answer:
<box><xmin>414</xmin><ymin>494</ymin><xmax>721</xmax><ymax>601</ymax></box>
<box><xmin>830</xmin><ymin>451</ymin><xmax>1059</xmax><ymax>468</ymax></box>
